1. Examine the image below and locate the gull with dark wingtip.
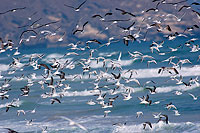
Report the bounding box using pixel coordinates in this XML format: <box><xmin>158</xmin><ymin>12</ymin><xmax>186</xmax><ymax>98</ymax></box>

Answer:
<box><xmin>64</xmin><ymin>0</ymin><xmax>87</xmax><ymax>12</ymax></box>
<box><xmin>143</xmin><ymin>121</ymin><xmax>152</xmax><ymax>129</ymax></box>
<box><xmin>0</xmin><ymin>7</ymin><xmax>26</xmax><ymax>15</ymax></box>
<box><xmin>73</xmin><ymin>21</ymin><xmax>88</xmax><ymax>35</ymax></box>
<box><xmin>115</xmin><ymin>8</ymin><xmax>136</xmax><ymax>17</ymax></box>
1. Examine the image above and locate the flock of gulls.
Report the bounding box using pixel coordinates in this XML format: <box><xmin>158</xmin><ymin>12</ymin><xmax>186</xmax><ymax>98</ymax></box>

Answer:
<box><xmin>0</xmin><ymin>0</ymin><xmax>200</xmax><ymax>132</ymax></box>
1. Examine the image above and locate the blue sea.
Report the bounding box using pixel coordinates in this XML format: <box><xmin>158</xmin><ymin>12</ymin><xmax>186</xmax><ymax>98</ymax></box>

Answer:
<box><xmin>0</xmin><ymin>37</ymin><xmax>200</xmax><ymax>133</ymax></box>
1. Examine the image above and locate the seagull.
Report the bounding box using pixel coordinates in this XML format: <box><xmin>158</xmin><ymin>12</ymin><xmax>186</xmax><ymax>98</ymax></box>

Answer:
<box><xmin>190</xmin><ymin>2</ymin><xmax>200</xmax><ymax>6</ymax></box>
<box><xmin>111</xmin><ymin>70</ymin><xmax>121</xmax><ymax>79</ymax></box>
<box><xmin>63</xmin><ymin>84</ymin><xmax>71</xmax><ymax>91</ymax></box>
<box><xmin>86</xmin><ymin>39</ymin><xmax>102</xmax><ymax>45</ymax></box>
<box><xmin>0</xmin><ymin>94</ymin><xmax>9</xmax><ymax>100</ymax></box>
<box><xmin>145</xmin><ymin>86</ymin><xmax>156</xmax><ymax>94</ymax></box>
<box><xmin>188</xmin><ymin>93</ymin><xmax>199</xmax><ymax>100</ymax></box>
<box><xmin>178</xmin><ymin>5</ymin><xmax>191</xmax><ymax>12</ymax></box>
<box><xmin>167</xmin><ymin>45</ymin><xmax>182</xmax><ymax>53</ymax></box>
<box><xmin>13</xmin><ymin>47</ymin><xmax>21</xmax><ymax>56</ymax></box>
<box><xmin>183</xmin><ymin>25</ymin><xmax>199</xmax><ymax>33</ymax></box>
<box><xmin>174</xmin><ymin>91</ymin><xmax>182</xmax><ymax>96</ymax></box>
<box><xmin>166</xmin><ymin>102</ymin><xmax>177</xmax><ymax>110</ymax></box>
<box><xmin>58</xmin><ymin>32</ymin><xmax>66</xmax><ymax>42</ymax></box>
<box><xmin>177</xmin><ymin>59</ymin><xmax>192</xmax><ymax>69</ymax></box>
<box><xmin>153</xmin><ymin>112</ymin><xmax>162</xmax><ymax>119</ymax></box>
<box><xmin>122</xmin><ymin>90</ymin><xmax>132</xmax><ymax>101</ymax></box>
<box><xmin>147</xmin><ymin>60</ymin><xmax>157</xmax><ymax>67</ymax></box>
<box><xmin>50</xmin><ymin>98</ymin><xmax>61</xmax><ymax>104</ymax></box>
<box><xmin>86</xmin><ymin>99</ymin><xmax>96</xmax><ymax>105</ymax></box>
<box><xmin>0</xmin><ymin>7</ymin><xmax>26</xmax><ymax>15</ymax></box>
<box><xmin>92</xmin><ymin>12</ymin><xmax>113</xmax><ymax>21</ymax></box>
<box><xmin>6</xmin><ymin>103</ymin><xmax>16</xmax><ymax>112</ymax></box>
<box><xmin>26</xmin><ymin>119</ymin><xmax>33</xmax><ymax>126</ymax></box>
<box><xmin>164</xmin><ymin>0</ymin><xmax>188</xmax><ymax>9</ymax></box>
<box><xmin>136</xmin><ymin>111</ymin><xmax>143</xmax><ymax>118</ymax></box>
<box><xmin>158</xmin><ymin>67</ymin><xmax>179</xmax><ymax>75</ymax></box>
<box><xmin>33</xmin><ymin>20</ymin><xmax>60</xmax><ymax>30</ymax></box>
<box><xmin>105</xmin><ymin>19</ymin><xmax>130</xmax><ymax>24</ymax></box>
<box><xmin>58</xmin><ymin>116</ymin><xmax>88</xmax><ymax>131</ymax></box>
<box><xmin>138</xmin><ymin>94</ymin><xmax>152</xmax><ymax>106</ymax></box>
<box><xmin>20</xmin><ymin>29</ymin><xmax>38</xmax><ymax>39</ymax></box>
<box><xmin>38</xmin><ymin>63</ymin><xmax>50</xmax><ymax>71</ymax></box>
<box><xmin>73</xmin><ymin>21</ymin><xmax>88</xmax><ymax>35</ymax></box>
<box><xmin>56</xmin><ymin>71</ymin><xmax>66</xmax><ymax>81</ymax></box>
<box><xmin>113</xmin><ymin>122</ymin><xmax>127</xmax><ymax>128</ymax></box>
<box><xmin>145</xmin><ymin>6</ymin><xmax>159</xmax><ymax>12</ymax></box>
<box><xmin>30</xmin><ymin>108</ymin><xmax>36</xmax><ymax>114</ymax></box>
<box><xmin>165</xmin><ymin>32</ymin><xmax>179</xmax><ymax>40</ymax></box>
<box><xmin>189</xmin><ymin>76</ymin><xmax>199</xmax><ymax>86</ymax></box>
<box><xmin>158</xmin><ymin>114</ymin><xmax>169</xmax><ymax>124</ymax></box>
<box><xmin>140</xmin><ymin>55</ymin><xmax>154</xmax><ymax>62</ymax></box>
<box><xmin>143</xmin><ymin>80</ymin><xmax>156</xmax><ymax>87</ymax></box>
<box><xmin>165</xmin><ymin>12</ymin><xmax>186</xmax><ymax>22</ymax></box>
<box><xmin>150</xmin><ymin>46</ymin><xmax>160</xmax><ymax>53</ymax></box>
<box><xmin>115</xmin><ymin>8</ymin><xmax>136</xmax><ymax>17</ymax></box>
<box><xmin>94</xmin><ymin>90</ymin><xmax>106</xmax><ymax>101</ymax></box>
<box><xmin>124</xmin><ymin>78</ymin><xmax>140</xmax><ymax>86</ymax></box>
<box><xmin>173</xmin><ymin>110</ymin><xmax>181</xmax><ymax>116</ymax></box>
<box><xmin>45</xmin><ymin>76</ymin><xmax>55</xmax><ymax>89</ymax></box>
<box><xmin>174</xmin><ymin>75</ymin><xmax>183</xmax><ymax>85</ymax></box>
<box><xmin>117</xmin><ymin>22</ymin><xmax>135</xmax><ymax>32</ymax></box>
<box><xmin>143</xmin><ymin>122</ymin><xmax>152</xmax><ymax>129</ymax></box>
<box><xmin>109</xmin><ymin>95</ymin><xmax>119</xmax><ymax>102</ymax></box>
<box><xmin>190</xmin><ymin>44</ymin><xmax>200</xmax><ymax>52</ymax></box>
<box><xmin>104</xmin><ymin>110</ymin><xmax>111</xmax><ymax>117</ymax></box>
<box><xmin>27</xmin><ymin>11</ymin><xmax>38</xmax><ymax>21</ymax></box>
<box><xmin>123</xmin><ymin>34</ymin><xmax>137</xmax><ymax>46</ymax></box>
<box><xmin>18</xmin><ymin>17</ymin><xmax>42</xmax><ymax>29</ymax></box>
<box><xmin>0</xmin><ymin>71</ymin><xmax>3</xmax><ymax>79</ymax></box>
<box><xmin>39</xmin><ymin>126</ymin><xmax>48</xmax><ymax>133</ymax></box>
<box><xmin>17</xmin><ymin>109</ymin><xmax>26</xmax><ymax>116</ymax></box>
<box><xmin>99</xmin><ymin>37</ymin><xmax>120</xmax><ymax>47</ymax></box>
<box><xmin>4</xmin><ymin>128</ymin><xmax>18</xmax><ymax>133</ymax></box>
<box><xmin>101</xmin><ymin>101</ymin><xmax>113</xmax><ymax>109</ymax></box>
<box><xmin>128</xmin><ymin>51</ymin><xmax>143</xmax><ymax>59</ymax></box>
<box><xmin>64</xmin><ymin>0</ymin><xmax>87</xmax><ymax>12</ymax></box>
<box><xmin>20</xmin><ymin>86</ymin><xmax>30</xmax><ymax>96</ymax></box>
<box><xmin>152</xmin><ymin>100</ymin><xmax>164</xmax><ymax>105</ymax></box>
<box><xmin>192</xmin><ymin>10</ymin><xmax>200</xmax><ymax>19</ymax></box>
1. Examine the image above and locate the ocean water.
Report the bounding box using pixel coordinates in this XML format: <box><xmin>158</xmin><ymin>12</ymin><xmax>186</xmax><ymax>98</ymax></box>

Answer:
<box><xmin>0</xmin><ymin>38</ymin><xmax>200</xmax><ymax>133</ymax></box>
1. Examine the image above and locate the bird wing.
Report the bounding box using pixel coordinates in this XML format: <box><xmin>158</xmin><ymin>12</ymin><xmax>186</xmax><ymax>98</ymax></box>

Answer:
<box><xmin>20</xmin><ymin>30</ymin><xmax>37</xmax><ymax>38</ymax></box>
<box><xmin>64</xmin><ymin>4</ymin><xmax>75</xmax><ymax>9</ymax></box>
<box><xmin>145</xmin><ymin>94</ymin><xmax>149</xmax><ymax>101</ymax></box>
<box><xmin>92</xmin><ymin>14</ymin><xmax>103</xmax><ymax>18</ymax></box>
<box><xmin>105</xmin><ymin>12</ymin><xmax>113</xmax><ymax>16</ymax></box>
<box><xmin>82</xmin><ymin>21</ymin><xmax>89</xmax><ymax>29</ymax></box>
<box><xmin>158</xmin><ymin>68</ymin><xmax>163</xmax><ymax>74</ymax></box>
<box><xmin>188</xmin><ymin>93</ymin><xmax>195</xmax><ymax>99</ymax></box>
<box><xmin>77</xmin><ymin>0</ymin><xmax>87</xmax><ymax>9</ymax></box>
<box><xmin>115</xmin><ymin>8</ymin><xmax>125</xmax><ymax>12</ymax></box>
<box><xmin>147</xmin><ymin>122</ymin><xmax>152</xmax><ymax>128</ymax></box>
<box><xmin>123</xmin><ymin>38</ymin><xmax>129</xmax><ymax>46</ymax></box>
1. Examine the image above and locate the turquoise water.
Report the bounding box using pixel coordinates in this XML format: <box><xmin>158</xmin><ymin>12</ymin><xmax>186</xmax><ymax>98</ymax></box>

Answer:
<box><xmin>0</xmin><ymin>38</ymin><xmax>200</xmax><ymax>133</ymax></box>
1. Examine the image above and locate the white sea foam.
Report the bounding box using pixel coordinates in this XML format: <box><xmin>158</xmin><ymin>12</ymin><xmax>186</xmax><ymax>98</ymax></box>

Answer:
<box><xmin>0</xmin><ymin>64</ymin><xmax>9</xmax><ymax>71</ymax></box>
<box><xmin>122</xmin><ymin>65</ymin><xmax>200</xmax><ymax>79</ymax></box>
<box><xmin>0</xmin><ymin>99</ymin><xmax>23</xmax><ymax>109</ymax></box>
<box><xmin>156</xmin><ymin>84</ymin><xmax>198</xmax><ymax>93</ymax></box>
<box><xmin>98</xmin><ymin>51</ymin><xmax>118</xmax><ymax>57</ymax></box>
<box><xmin>0</xmin><ymin>115</ymin><xmax>199</xmax><ymax>133</ymax></box>
<box><xmin>113</xmin><ymin>121</ymin><xmax>200</xmax><ymax>133</ymax></box>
